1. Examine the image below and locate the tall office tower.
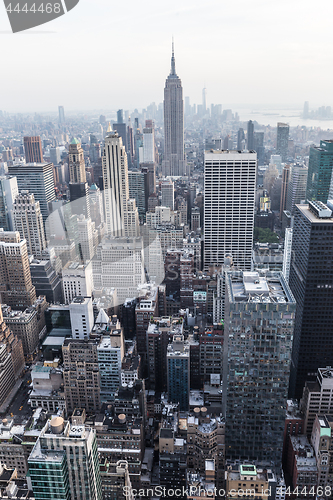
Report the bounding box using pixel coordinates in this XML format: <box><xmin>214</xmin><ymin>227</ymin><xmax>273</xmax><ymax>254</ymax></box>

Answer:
<box><xmin>28</xmin><ymin>417</ymin><xmax>102</xmax><ymax>500</ymax></box>
<box><xmin>2</xmin><ymin>304</ymin><xmax>39</xmax><ymax>357</ymax></box>
<box><xmin>167</xmin><ymin>334</ymin><xmax>190</xmax><ymax>410</ymax></box>
<box><xmin>162</xmin><ymin>43</ymin><xmax>186</xmax><ymax>176</ymax></box>
<box><xmin>279</xmin><ymin>164</ymin><xmax>291</xmax><ymax>221</ymax></box>
<box><xmin>289</xmin><ymin>201</ymin><xmax>333</xmax><ymax>399</ymax></box>
<box><xmin>254</xmin><ymin>131</ymin><xmax>265</xmax><ymax>165</ymax></box>
<box><xmin>23</xmin><ymin>136</ymin><xmax>44</xmax><ymax>164</ymax></box>
<box><xmin>204</xmin><ymin>150</ymin><xmax>256</xmax><ymax>270</ymax></box>
<box><xmin>140</xmin><ymin>162</ymin><xmax>156</xmax><ymax>197</ymax></box>
<box><xmin>102</xmin><ymin>132</ymin><xmax>139</xmax><ymax>237</ymax></box>
<box><xmin>58</xmin><ymin>105</ymin><xmax>65</xmax><ymax>123</ymax></box>
<box><xmin>286</xmin><ymin>164</ymin><xmax>308</xmax><ymax>214</ymax></box>
<box><xmin>30</xmin><ymin>259</ymin><xmax>62</xmax><ymax>303</ymax></box>
<box><xmin>0</xmin><ymin>341</ymin><xmax>15</xmax><ymax>408</ymax></box>
<box><xmin>299</xmin><ymin>367</ymin><xmax>333</xmax><ymax>438</ymax></box>
<box><xmin>117</xmin><ymin>109</ymin><xmax>124</xmax><ymax>123</ymax></box>
<box><xmin>69</xmin><ymin>138</ymin><xmax>86</xmax><ymax>183</ymax></box>
<box><xmin>89</xmin><ymin>183</ymin><xmax>104</xmax><ymax>226</ymax></box>
<box><xmin>237</xmin><ymin>128</ymin><xmax>245</xmax><ymax>150</ymax></box>
<box><xmin>283</xmin><ymin>227</ymin><xmax>293</xmax><ymax>283</ymax></box>
<box><xmin>50</xmin><ymin>146</ymin><xmax>61</xmax><ymax>165</ymax></box>
<box><xmin>223</xmin><ymin>271</ymin><xmax>296</xmax><ymax>463</ymax></box>
<box><xmin>62</xmin><ymin>261</ymin><xmax>93</xmax><ymax>304</ymax></box>
<box><xmin>113</xmin><ymin>111</ymin><xmax>128</xmax><ymax>155</ymax></box>
<box><xmin>276</xmin><ymin>122</ymin><xmax>290</xmax><ymax>162</ymax></box>
<box><xmin>303</xmin><ymin>101</ymin><xmax>309</xmax><ymax>118</ymax></box>
<box><xmin>102</xmin><ymin>131</ymin><xmax>128</xmax><ymax>236</ymax></box>
<box><xmin>128</xmin><ymin>170</ymin><xmax>146</xmax><ymax>220</ymax></box>
<box><xmin>13</xmin><ymin>191</ymin><xmax>46</xmax><ymax>258</ymax></box>
<box><xmin>143</xmin><ymin>120</ymin><xmax>155</xmax><ymax>163</ymax></box>
<box><xmin>202</xmin><ymin>87</ymin><xmax>207</xmax><ymax>113</ymax></box>
<box><xmin>127</xmin><ymin>116</ymin><xmax>135</xmax><ymax>165</ymax></box>
<box><xmin>93</xmin><ymin>236</ymin><xmax>145</xmax><ymax>305</ymax></box>
<box><xmin>135</xmin><ymin>285</ymin><xmax>159</xmax><ymax>355</ymax></box>
<box><xmin>98</xmin><ymin>327</ymin><xmax>125</xmax><ymax>402</ymax></box>
<box><xmin>0</xmin><ymin>303</ymin><xmax>24</xmax><ymax>379</ymax></box>
<box><xmin>62</xmin><ymin>338</ymin><xmax>101</xmax><ymax>412</ymax></box>
<box><xmin>77</xmin><ymin>215</ymin><xmax>96</xmax><ymax>263</ymax></box>
<box><xmin>247</xmin><ymin>120</ymin><xmax>254</xmax><ymax>150</ymax></box>
<box><xmin>8</xmin><ymin>162</ymin><xmax>55</xmax><ymax>221</ymax></box>
<box><xmin>68</xmin><ymin>138</ymin><xmax>90</xmax><ymax>219</ymax></box>
<box><xmin>69</xmin><ymin>296</ymin><xmax>94</xmax><ymax>340</ymax></box>
<box><xmin>185</xmin><ymin>96</ymin><xmax>191</xmax><ymax>116</ymax></box>
<box><xmin>0</xmin><ymin>176</ymin><xmax>18</xmax><ymax>231</ymax></box>
<box><xmin>307</xmin><ymin>140</ymin><xmax>333</xmax><ymax>202</ymax></box>
<box><xmin>0</xmin><ymin>230</ymin><xmax>36</xmax><ymax>309</ymax></box>
<box><xmin>161</xmin><ymin>179</ymin><xmax>174</xmax><ymax>210</ymax></box>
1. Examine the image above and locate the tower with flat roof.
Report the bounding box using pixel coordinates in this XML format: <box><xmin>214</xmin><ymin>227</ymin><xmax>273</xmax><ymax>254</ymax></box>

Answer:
<box><xmin>223</xmin><ymin>270</ymin><xmax>296</xmax><ymax>463</ymax></box>
<box><xmin>289</xmin><ymin>201</ymin><xmax>333</xmax><ymax>399</ymax></box>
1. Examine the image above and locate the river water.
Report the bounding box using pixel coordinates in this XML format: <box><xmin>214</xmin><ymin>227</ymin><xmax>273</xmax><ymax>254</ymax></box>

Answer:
<box><xmin>234</xmin><ymin>107</ymin><xmax>333</xmax><ymax>129</ymax></box>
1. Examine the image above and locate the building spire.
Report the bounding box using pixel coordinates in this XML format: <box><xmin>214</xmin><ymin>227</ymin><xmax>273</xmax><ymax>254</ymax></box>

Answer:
<box><xmin>171</xmin><ymin>37</ymin><xmax>176</xmax><ymax>75</ymax></box>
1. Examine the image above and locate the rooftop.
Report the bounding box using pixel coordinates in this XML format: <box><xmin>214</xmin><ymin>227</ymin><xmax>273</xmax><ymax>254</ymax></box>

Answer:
<box><xmin>227</xmin><ymin>270</ymin><xmax>295</xmax><ymax>305</ymax></box>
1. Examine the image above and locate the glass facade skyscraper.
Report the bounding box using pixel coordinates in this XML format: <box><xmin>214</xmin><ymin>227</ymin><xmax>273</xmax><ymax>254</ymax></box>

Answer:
<box><xmin>28</xmin><ymin>417</ymin><xmax>102</xmax><ymax>500</ymax></box>
<box><xmin>289</xmin><ymin>201</ymin><xmax>333</xmax><ymax>399</ymax></box>
<box><xmin>306</xmin><ymin>139</ymin><xmax>333</xmax><ymax>203</ymax></box>
<box><xmin>223</xmin><ymin>270</ymin><xmax>296</xmax><ymax>463</ymax></box>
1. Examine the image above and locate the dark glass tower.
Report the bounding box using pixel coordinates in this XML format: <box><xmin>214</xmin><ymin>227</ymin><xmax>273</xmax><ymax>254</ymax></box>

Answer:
<box><xmin>223</xmin><ymin>270</ymin><xmax>296</xmax><ymax>463</ymax></box>
<box><xmin>276</xmin><ymin>122</ymin><xmax>289</xmax><ymax>162</ymax></box>
<box><xmin>247</xmin><ymin>120</ymin><xmax>254</xmax><ymax>150</ymax></box>
<box><xmin>306</xmin><ymin>139</ymin><xmax>333</xmax><ymax>203</ymax></box>
<box><xmin>289</xmin><ymin>201</ymin><xmax>333</xmax><ymax>399</ymax></box>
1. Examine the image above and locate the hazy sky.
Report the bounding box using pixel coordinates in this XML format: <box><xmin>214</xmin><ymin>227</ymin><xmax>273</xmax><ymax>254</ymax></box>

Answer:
<box><xmin>1</xmin><ymin>0</ymin><xmax>332</xmax><ymax>112</ymax></box>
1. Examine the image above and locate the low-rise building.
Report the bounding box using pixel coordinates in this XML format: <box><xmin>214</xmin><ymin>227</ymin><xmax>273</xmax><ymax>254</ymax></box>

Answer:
<box><xmin>225</xmin><ymin>463</ymin><xmax>277</xmax><ymax>500</ymax></box>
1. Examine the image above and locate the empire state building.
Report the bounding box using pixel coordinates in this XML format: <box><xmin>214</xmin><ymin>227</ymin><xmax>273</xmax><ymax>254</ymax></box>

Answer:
<box><xmin>162</xmin><ymin>43</ymin><xmax>186</xmax><ymax>177</ymax></box>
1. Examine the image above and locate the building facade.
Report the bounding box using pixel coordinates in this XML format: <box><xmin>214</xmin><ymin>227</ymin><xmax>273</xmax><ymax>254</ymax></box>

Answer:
<box><xmin>289</xmin><ymin>202</ymin><xmax>333</xmax><ymax>399</ymax></box>
<box><xmin>162</xmin><ymin>44</ymin><xmax>186</xmax><ymax>177</ymax></box>
<box><xmin>223</xmin><ymin>271</ymin><xmax>296</xmax><ymax>463</ymax></box>
<box><xmin>204</xmin><ymin>150</ymin><xmax>256</xmax><ymax>270</ymax></box>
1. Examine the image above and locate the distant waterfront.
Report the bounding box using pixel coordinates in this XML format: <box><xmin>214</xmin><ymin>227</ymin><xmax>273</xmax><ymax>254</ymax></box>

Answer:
<box><xmin>234</xmin><ymin>107</ymin><xmax>333</xmax><ymax>129</ymax></box>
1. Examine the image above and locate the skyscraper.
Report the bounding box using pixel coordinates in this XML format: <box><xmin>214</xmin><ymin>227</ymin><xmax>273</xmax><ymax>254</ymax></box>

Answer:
<box><xmin>68</xmin><ymin>138</ymin><xmax>90</xmax><ymax>219</ymax></box>
<box><xmin>62</xmin><ymin>338</ymin><xmax>101</xmax><ymax>412</ymax></box>
<box><xmin>223</xmin><ymin>270</ymin><xmax>296</xmax><ymax>463</ymax></box>
<box><xmin>161</xmin><ymin>179</ymin><xmax>174</xmax><ymax>210</ymax></box>
<box><xmin>102</xmin><ymin>131</ymin><xmax>128</xmax><ymax>236</ymax></box>
<box><xmin>50</xmin><ymin>146</ymin><xmax>61</xmax><ymax>165</ymax></box>
<box><xmin>23</xmin><ymin>136</ymin><xmax>44</xmax><ymax>164</ymax></box>
<box><xmin>307</xmin><ymin>140</ymin><xmax>333</xmax><ymax>203</ymax></box>
<box><xmin>13</xmin><ymin>191</ymin><xmax>46</xmax><ymax>258</ymax></box>
<box><xmin>58</xmin><ymin>105</ymin><xmax>65</xmax><ymax>123</ymax></box>
<box><xmin>8</xmin><ymin>162</ymin><xmax>55</xmax><ymax>221</ymax></box>
<box><xmin>276</xmin><ymin>122</ymin><xmax>289</xmax><ymax>162</ymax></box>
<box><xmin>28</xmin><ymin>417</ymin><xmax>102</xmax><ymax>500</ymax></box>
<box><xmin>289</xmin><ymin>201</ymin><xmax>333</xmax><ymax>399</ymax></box>
<box><xmin>202</xmin><ymin>86</ymin><xmax>207</xmax><ymax>114</ymax></box>
<box><xmin>237</xmin><ymin>128</ymin><xmax>245</xmax><ymax>150</ymax></box>
<box><xmin>162</xmin><ymin>42</ymin><xmax>186</xmax><ymax>176</ymax></box>
<box><xmin>279</xmin><ymin>164</ymin><xmax>291</xmax><ymax>221</ymax></box>
<box><xmin>142</xmin><ymin>120</ymin><xmax>155</xmax><ymax>163</ymax></box>
<box><xmin>0</xmin><ymin>175</ymin><xmax>18</xmax><ymax>231</ymax></box>
<box><xmin>286</xmin><ymin>164</ymin><xmax>308</xmax><ymax>214</ymax></box>
<box><xmin>102</xmin><ymin>131</ymin><xmax>139</xmax><ymax>237</ymax></box>
<box><xmin>167</xmin><ymin>334</ymin><xmax>190</xmax><ymax>411</ymax></box>
<box><xmin>204</xmin><ymin>150</ymin><xmax>256</xmax><ymax>270</ymax></box>
<box><xmin>0</xmin><ymin>230</ymin><xmax>36</xmax><ymax>310</ymax></box>
<box><xmin>247</xmin><ymin>120</ymin><xmax>254</xmax><ymax>150</ymax></box>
